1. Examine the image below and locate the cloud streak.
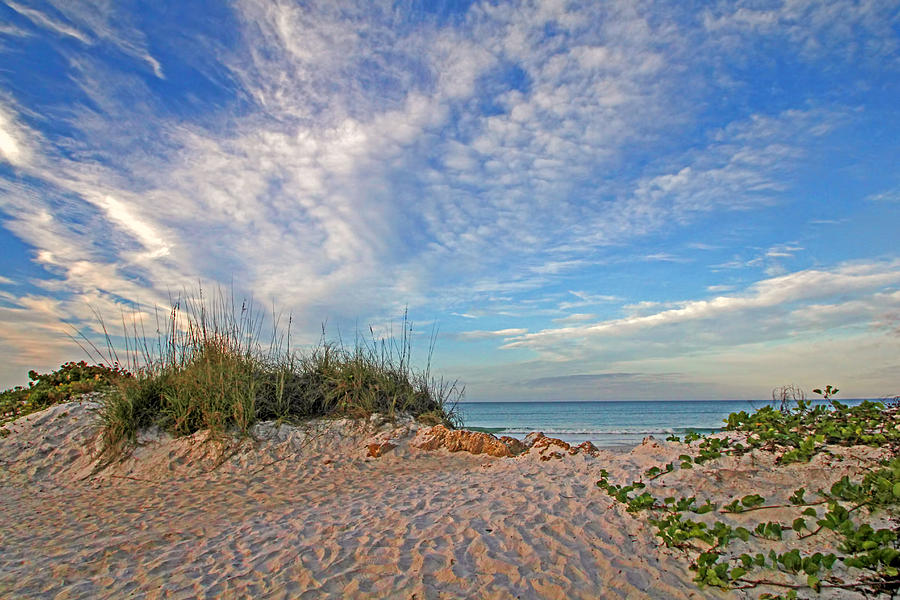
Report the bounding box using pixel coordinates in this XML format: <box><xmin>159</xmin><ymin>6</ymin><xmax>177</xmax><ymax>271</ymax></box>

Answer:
<box><xmin>502</xmin><ymin>261</ymin><xmax>900</xmax><ymax>355</ymax></box>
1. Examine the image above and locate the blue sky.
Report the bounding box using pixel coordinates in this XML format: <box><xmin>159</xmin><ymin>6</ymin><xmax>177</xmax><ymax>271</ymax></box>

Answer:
<box><xmin>0</xmin><ymin>0</ymin><xmax>899</xmax><ymax>400</ymax></box>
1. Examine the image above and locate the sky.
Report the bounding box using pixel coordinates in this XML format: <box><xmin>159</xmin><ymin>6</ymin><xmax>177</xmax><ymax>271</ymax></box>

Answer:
<box><xmin>0</xmin><ymin>0</ymin><xmax>899</xmax><ymax>401</ymax></box>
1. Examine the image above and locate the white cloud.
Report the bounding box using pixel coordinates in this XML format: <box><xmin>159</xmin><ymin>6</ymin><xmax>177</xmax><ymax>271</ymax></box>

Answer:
<box><xmin>559</xmin><ymin>291</ymin><xmax>622</xmax><ymax>310</ymax></box>
<box><xmin>529</xmin><ymin>259</ymin><xmax>589</xmax><ymax>275</ymax></box>
<box><xmin>0</xmin><ymin>22</ymin><xmax>30</xmax><ymax>38</ymax></box>
<box><xmin>0</xmin><ymin>294</ymin><xmax>82</xmax><ymax>383</ymax></box>
<box><xmin>642</xmin><ymin>252</ymin><xmax>692</xmax><ymax>263</ymax></box>
<box><xmin>0</xmin><ymin>0</ymin><xmax>896</xmax><ymax>394</ymax></box>
<box><xmin>5</xmin><ymin>1</ymin><xmax>91</xmax><ymax>43</ymax></box>
<box><xmin>0</xmin><ymin>101</ymin><xmax>32</xmax><ymax>167</ymax></box>
<box><xmin>552</xmin><ymin>313</ymin><xmax>598</xmax><ymax>324</ymax></box>
<box><xmin>688</xmin><ymin>242</ymin><xmax>721</xmax><ymax>251</ymax></box>
<box><xmin>458</xmin><ymin>328</ymin><xmax>528</xmax><ymax>340</ymax></box>
<box><xmin>702</xmin><ymin>0</ymin><xmax>900</xmax><ymax>64</ymax></box>
<box><xmin>503</xmin><ymin>261</ymin><xmax>900</xmax><ymax>355</ymax></box>
<box><xmin>867</xmin><ymin>187</ymin><xmax>900</xmax><ymax>203</ymax></box>
<box><xmin>451</xmin><ymin>312</ymin><xmax>479</xmax><ymax>319</ymax></box>
<box><xmin>92</xmin><ymin>195</ymin><xmax>170</xmax><ymax>259</ymax></box>
<box><xmin>5</xmin><ymin>0</ymin><xmax>164</xmax><ymax>77</ymax></box>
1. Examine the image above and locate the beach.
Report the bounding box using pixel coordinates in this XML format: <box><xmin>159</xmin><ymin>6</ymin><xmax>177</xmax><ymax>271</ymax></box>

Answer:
<box><xmin>0</xmin><ymin>400</ymin><xmax>894</xmax><ymax>599</ymax></box>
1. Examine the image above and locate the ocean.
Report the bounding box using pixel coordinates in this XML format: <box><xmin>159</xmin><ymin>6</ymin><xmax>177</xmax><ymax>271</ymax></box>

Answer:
<box><xmin>457</xmin><ymin>399</ymin><xmax>869</xmax><ymax>448</ymax></box>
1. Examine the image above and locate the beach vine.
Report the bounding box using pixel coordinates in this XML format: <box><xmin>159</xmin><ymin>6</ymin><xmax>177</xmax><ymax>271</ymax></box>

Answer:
<box><xmin>599</xmin><ymin>387</ymin><xmax>900</xmax><ymax>598</ymax></box>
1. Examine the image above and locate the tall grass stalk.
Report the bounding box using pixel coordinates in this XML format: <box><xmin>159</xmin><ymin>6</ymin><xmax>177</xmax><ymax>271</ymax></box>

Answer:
<box><xmin>87</xmin><ymin>289</ymin><xmax>461</xmax><ymax>459</ymax></box>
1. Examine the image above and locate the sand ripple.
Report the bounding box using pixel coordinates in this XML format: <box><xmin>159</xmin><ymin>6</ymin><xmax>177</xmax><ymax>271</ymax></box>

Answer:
<box><xmin>0</xmin><ymin>402</ymin><xmax>788</xmax><ymax>598</ymax></box>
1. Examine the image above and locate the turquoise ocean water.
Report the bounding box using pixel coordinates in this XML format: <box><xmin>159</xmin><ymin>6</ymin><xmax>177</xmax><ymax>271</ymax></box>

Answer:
<box><xmin>458</xmin><ymin>399</ymin><xmax>868</xmax><ymax>449</ymax></box>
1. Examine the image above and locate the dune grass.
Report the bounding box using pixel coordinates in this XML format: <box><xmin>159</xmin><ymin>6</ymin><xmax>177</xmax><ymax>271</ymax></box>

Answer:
<box><xmin>67</xmin><ymin>292</ymin><xmax>462</xmax><ymax>458</ymax></box>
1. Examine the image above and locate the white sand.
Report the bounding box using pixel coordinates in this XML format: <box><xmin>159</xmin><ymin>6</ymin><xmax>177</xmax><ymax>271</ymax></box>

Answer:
<box><xmin>0</xmin><ymin>402</ymin><xmax>892</xmax><ymax>599</ymax></box>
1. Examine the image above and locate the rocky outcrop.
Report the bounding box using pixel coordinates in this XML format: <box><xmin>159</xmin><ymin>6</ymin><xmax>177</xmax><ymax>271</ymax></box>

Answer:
<box><xmin>412</xmin><ymin>426</ymin><xmax>600</xmax><ymax>460</ymax></box>
<box><xmin>498</xmin><ymin>435</ymin><xmax>527</xmax><ymax>455</ymax></box>
<box><xmin>412</xmin><ymin>425</ymin><xmax>526</xmax><ymax>457</ymax></box>
<box><xmin>366</xmin><ymin>441</ymin><xmax>397</xmax><ymax>458</ymax></box>
<box><xmin>524</xmin><ymin>433</ymin><xmax>601</xmax><ymax>461</ymax></box>
<box><xmin>573</xmin><ymin>441</ymin><xmax>601</xmax><ymax>456</ymax></box>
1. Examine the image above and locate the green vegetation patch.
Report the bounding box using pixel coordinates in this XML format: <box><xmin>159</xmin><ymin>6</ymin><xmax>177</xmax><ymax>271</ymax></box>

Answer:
<box><xmin>599</xmin><ymin>386</ymin><xmax>900</xmax><ymax>598</ymax></box>
<box><xmin>0</xmin><ymin>361</ymin><xmax>130</xmax><ymax>427</ymax></box>
<box><xmin>98</xmin><ymin>335</ymin><xmax>461</xmax><ymax>459</ymax></box>
<box><xmin>88</xmin><ymin>297</ymin><xmax>462</xmax><ymax>460</ymax></box>
<box><xmin>1</xmin><ymin>295</ymin><xmax>462</xmax><ymax>463</ymax></box>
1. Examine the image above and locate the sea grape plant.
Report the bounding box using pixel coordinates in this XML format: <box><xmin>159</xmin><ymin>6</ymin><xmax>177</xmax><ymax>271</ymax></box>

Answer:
<box><xmin>596</xmin><ymin>388</ymin><xmax>900</xmax><ymax>597</ymax></box>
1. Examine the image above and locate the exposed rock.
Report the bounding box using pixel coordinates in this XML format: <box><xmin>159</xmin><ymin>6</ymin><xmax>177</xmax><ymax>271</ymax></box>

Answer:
<box><xmin>523</xmin><ymin>431</ymin><xmax>545</xmax><ymax>448</ymax></box>
<box><xmin>524</xmin><ymin>433</ymin><xmax>600</xmax><ymax>459</ymax></box>
<box><xmin>527</xmin><ymin>434</ymin><xmax>569</xmax><ymax>461</ymax></box>
<box><xmin>572</xmin><ymin>441</ymin><xmax>601</xmax><ymax>457</ymax></box>
<box><xmin>408</xmin><ymin>426</ymin><xmax>597</xmax><ymax>461</ymax></box>
<box><xmin>366</xmin><ymin>442</ymin><xmax>396</xmax><ymax>458</ymax></box>
<box><xmin>498</xmin><ymin>436</ymin><xmax>526</xmax><ymax>455</ymax></box>
<box><xmin>531</xmin><ymin>434</ymin><xmax>571</xmax><ymax>453</ymax></box>
<box><xmin>412</xmin><ymin>425</ymin><xmax>525</xmax><ymax>457</ymax></box>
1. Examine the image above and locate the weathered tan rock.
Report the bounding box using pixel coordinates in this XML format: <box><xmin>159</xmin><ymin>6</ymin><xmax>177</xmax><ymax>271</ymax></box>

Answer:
<box><xmin>525</xmin><ymin>433</ymin><xmax>600</xmax><ymax>459</ymax></box>
<box><xmin>523</xmin><ymin>431</ymin><xmax>545</xmax><ymax>448</ymax></box>
<box><xmin>412</xmin><ymin>425</ymin><xmax>525</xmax><ymax>457</ymax></box>
<box><xmin>366</xmin><ymin>442</ymin><xmax>396</xmax><ymax>458</ymax></box>
<box><xmin>531</xmin><ymin>434</ymin><xmax>571</xmax><ymax>453</ymax></box>
<box><xmin>572</xmin><ymin>440</ymin><xmax>600</xmax><ymax>456</ymax></box>
<box><xmin>498</xmin><ymin>436</ymin><xmax>526</xmax><ymax>455</ymax></box>
<box><xmin>413</xmin><ymin>427</ymin><xmax>598</xmax><ymax>460</ymax></box>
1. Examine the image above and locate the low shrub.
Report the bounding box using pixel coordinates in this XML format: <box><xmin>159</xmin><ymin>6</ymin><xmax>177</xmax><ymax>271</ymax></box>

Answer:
<box><xmin>0</xmin><ymin>361</ymin><xmax>130</xmax><ymax>426</ymax></box>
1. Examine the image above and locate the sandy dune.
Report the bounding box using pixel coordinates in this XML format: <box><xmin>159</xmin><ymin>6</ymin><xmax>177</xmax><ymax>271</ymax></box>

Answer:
<box><xmin>0</xmin><ymin>401</ymin><xmax>890</xmax><ymax>599</ymax></box>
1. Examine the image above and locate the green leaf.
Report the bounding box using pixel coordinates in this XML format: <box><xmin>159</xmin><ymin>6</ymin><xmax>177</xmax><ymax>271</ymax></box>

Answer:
<box><xmin>693</xmin><ymin>502</ymin><xmax>715</xmax><ymax>515</ymax></box>
<box><xmin>741</xmin><ymin>494</ymin><xmax>765</xmax><ymax>508</ymax></box>
<box><xmin>807</xmin><ymin>574</ymin><xmax>820</xmax><ymax>592</ymax></box>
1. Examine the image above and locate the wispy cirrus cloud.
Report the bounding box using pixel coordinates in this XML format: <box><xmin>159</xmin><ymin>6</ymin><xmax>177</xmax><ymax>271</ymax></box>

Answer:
<box><xmin>0</xmin><ymin>1</ymin><xmax>863</xmax><ymax>330</ymax></box>
<box><xmin>4</xmin><ymin>0</ymin><xmax>164</xmax><ymax>77</ymax></box>
<box><xmin>868</xmin><ymin>187</ymin><xmax>900</xmax><ymax>203</ymax></box>
<box><xmin>458</xmin><ymin>328</ymin><xmax>529</xmax><ymax>341</ymax></box>
<box><xmin>552</xmin><ymin>313</ymin><xmax>597</xmax><ymax>324</ymax></box>
<box><xmin>4</xmin><ymin>1</ymin><xmax>90</xmax><ymax>43</ymax></box>
<box><xmin>0</xmin><ymin>0</ymin><xmax>897</xmax><ymax>397</ymax></box>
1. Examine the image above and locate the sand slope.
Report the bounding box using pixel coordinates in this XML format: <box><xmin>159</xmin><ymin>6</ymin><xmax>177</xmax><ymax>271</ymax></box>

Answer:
<box><xmin>0</xmin><ymin>401</ymin><xmax>890</xmax><ymax>599</ymax></box>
